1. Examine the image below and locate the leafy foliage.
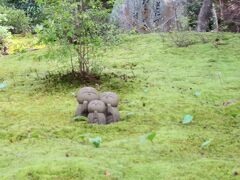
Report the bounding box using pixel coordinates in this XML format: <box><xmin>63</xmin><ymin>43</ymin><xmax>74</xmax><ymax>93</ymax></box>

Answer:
<box><xmin>194</xmin><ymin>91</ymin><xmax>201</xmax><ymax>97</ymax></box>
<box><xmin>89</xmin><ymin>137</ymin><xmax>102</xmax><ymax>148</ymax></box>
<box><xmin>169</xmin><ymin>32</ymin><xmax>197</xmax><ymax>47</ymax></box>
<box><xmin>36</xmin><ymin>0</ymin><xmax>118</xmax><ymax>77</ymax></box>
<box><xmin>0</xmin><ymin>0</ymin><xmax>7</xmax><ymax>6</ymax></box>
<box><xmin>186</xmin><ymin>0</ymin><xmax>202</xmax><ymax>30</ymax></box>
<box><xmin>140</xmin><ymin>132</ymin><xmax>157</xmax><ymax>143</ymax></box>
<box><xmin>0</xmin><ymin>5</ymin><xmax>30</xmax><ymax>34</ymax></box>
<box><xmin>0</xmin><ymin>14</ymin><xmax>11</xmax><ymax>51</ymax></box>
<box><xmin>146</xmin><ymin>132</ymin><xmax>156</xmax><ymax>142</ymax></box>
<box><xmin>3</xmin><ymin>0</ymin><xmax>44</xmax><ymax>26</ymax></box>
<box><xmin>182</xmin><ymin>115</ymin><xmax>193</xmax><ymax>124</ymax></box>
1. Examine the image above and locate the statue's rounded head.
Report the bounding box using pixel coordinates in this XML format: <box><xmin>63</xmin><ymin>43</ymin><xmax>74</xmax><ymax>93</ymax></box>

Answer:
<box><xmin>77</xmin><ymin>87</ymin><xmax>99</xmax><ymax>103</ymax></box>
<box><xmin>100</xmin><ymin>92</ymin><xmax>119</xmax><ymax>107</ymax></box>
<box><xmin>88</xmin><ymin>100</ymin><xmax>106</xmax><ymax>113</ymax></box>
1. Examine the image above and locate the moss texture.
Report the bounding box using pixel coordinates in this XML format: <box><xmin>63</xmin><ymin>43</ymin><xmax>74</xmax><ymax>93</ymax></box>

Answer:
<box><xmin>0</xmin><ymin>33</ymin><xmax>240</xmax><ymax>179</ymax></box>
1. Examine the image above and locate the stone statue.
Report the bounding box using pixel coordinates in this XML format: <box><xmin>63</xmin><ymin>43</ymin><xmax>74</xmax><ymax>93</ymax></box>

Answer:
<box><xmin>75</xmin><ymin>87</ymin><xmax>120</xmax><ymax>125</ymax></box>
<box><xmin>100</xmin><ymin>92</ymin><xmax>120</xmax><ymax>124</ymax></box>
<box><xmin>75</xmin><ymin>87</ymin><xmax>99</xmax><ymax>117</ymax></box>
<box><xmin>87</xmin><ymin>100</ymin><xmax>107</xmax><ymax>124</ymax></box>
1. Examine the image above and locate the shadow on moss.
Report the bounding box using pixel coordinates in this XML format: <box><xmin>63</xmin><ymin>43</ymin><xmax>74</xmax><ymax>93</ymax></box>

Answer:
<box><xmin>34</xmin><ymin>70</ymin><xmax>137</xmax><ymax>93</ymax></box>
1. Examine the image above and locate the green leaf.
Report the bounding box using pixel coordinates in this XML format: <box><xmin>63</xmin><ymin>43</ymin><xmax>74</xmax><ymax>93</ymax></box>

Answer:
<box><xmin>146</xmin><ymin>132</ymin><xmax>157</xmax><ymax>142</ymax></box>
<box><xmin>89</xmin><ymin>137</ymin><xmax>102</xmax><ymax>148</ymax></box>
<box><xmin>201</xmin><ymin>140</ymin><xmax>211</xmax><ymax>148</ymax></box>
<box><xmin>182</xmin><ymin>115</ymin><xmax>193</xmax><ymax>124</ymax></box>
<box><xmin>140</xmin><ymin>132</ymin><xmax>157</xmax><ymax>143</ymax></box>
<box><xmin>0</xmin><ymin>82</ymin><xmax>7</xmax><ymax>90</ymax></box>
<box><xmin>194</xmin><ymin>91</ymin><xmax>201</xmax><ymax>97</ymax></box>
<box><xmin>73</xmin><ymin>116</ymin><xmax>88</xmax><ymax>122</ymax></box>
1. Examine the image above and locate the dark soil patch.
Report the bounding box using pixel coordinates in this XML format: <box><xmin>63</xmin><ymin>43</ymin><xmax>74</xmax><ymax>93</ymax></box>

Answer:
<box><xmin>35</xmin><ymin>69</ymin><xmax>136</xmax><ymax>93</ymax></box>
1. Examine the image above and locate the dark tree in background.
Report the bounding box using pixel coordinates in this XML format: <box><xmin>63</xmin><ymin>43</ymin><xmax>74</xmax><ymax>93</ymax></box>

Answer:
<box><xmin>101</xmin><ymin>0</ymin><xmax>114</xmax><ymax>9</ymax></box>
<box><xmin>219</xmin><ymin>0</ymin><xmax>240</xmax><ymax>32</ymax></box>
<box><xmin>197</xmin><ymin>0</ymin><xmax>213</xmax><ymax>32</ymax></box>
<box><xmin>186</xmin><ymin>0</ymin><xmax>203</xmax><ymax>30</ymax></box>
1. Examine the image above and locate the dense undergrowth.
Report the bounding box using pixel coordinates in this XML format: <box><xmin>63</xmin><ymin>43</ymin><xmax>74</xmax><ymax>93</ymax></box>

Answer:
<box><xmin>0</xmin><ymin>33</ymin><xmax>240</xmax><ymax>179</ymax></box>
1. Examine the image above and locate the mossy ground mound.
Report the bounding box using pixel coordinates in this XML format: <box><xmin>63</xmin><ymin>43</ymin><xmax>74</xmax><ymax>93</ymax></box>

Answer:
<box><xmin>0</xmin><ymin>33</ymin><xmax>239</xmax><ymax>179</ymax></box>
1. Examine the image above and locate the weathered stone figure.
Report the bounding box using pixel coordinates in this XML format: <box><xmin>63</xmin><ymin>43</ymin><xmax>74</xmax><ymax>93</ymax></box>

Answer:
<box><xmin>75</xmin><ymin>87</ymin><xmax>120</xmax><ymax>125</ymax></box>
<box><xmin>87</xmin><ymin>100</ymin><xmax>107</xmax><ymax>124</ymax></box>
<box><xmin>75</xmin><ymin>87</ymin><xmax>99</xmax><ymax>117</ymax></box>
<box><xmin>100</xmin><ymin>92</ymin><xmax>120</xmax><ymax>124</ymax></box>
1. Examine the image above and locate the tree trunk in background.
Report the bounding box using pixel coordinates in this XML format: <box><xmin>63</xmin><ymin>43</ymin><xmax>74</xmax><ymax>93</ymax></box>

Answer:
<box><xmin>212</xmin><ymin>3</ymin><xmax>219</xmax><ymax>31</ymax></box>
<box><xmin>219</xmin><ymin>0</ymin><xmax>240</xmax><ymax>32</ymax></box>
<box><xmin>219</xmin><ymin>0</ymin><xmax>224</xmax><ymax>21</ymax></box>
<box><xmin>197</xmin><ymin>0</ymin><xmax>213</xmax><ymax>32</ymax></box>
<box><xmin>111</xmin><ymin>0</ymin><xmax>187</xmax><ymax>32</ymax></box>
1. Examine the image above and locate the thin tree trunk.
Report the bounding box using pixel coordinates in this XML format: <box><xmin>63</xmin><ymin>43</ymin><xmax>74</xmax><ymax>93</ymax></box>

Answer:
<box><xmin>219</xmin><ymin>0</ymin><xmax>224</xmax><ymax>21</ymax></box>
<box><xmin>212</xmin><ymin>3</ymin><xmax>219</xmax><ymax>32</ymax></box>
<box><xmin>197</xmin><ymin>0</ymin><xmax>213</xmax><ymax>32</ymax></box>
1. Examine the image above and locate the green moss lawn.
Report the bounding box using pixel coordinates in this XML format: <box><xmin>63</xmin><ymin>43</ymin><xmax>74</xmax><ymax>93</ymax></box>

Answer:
<box><xmin>0</xmin><ymin>33</ymin><xmax>240</xmax><ymax>179</ymax></box>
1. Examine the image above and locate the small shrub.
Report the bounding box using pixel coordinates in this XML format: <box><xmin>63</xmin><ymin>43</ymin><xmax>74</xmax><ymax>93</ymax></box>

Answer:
<box><xmin>0</xmin><ymin>14</ymin><xmax>11</xmax><ymax>53</ymax></box>
<box><xmin>169</xmin><ymin>32</ymin><xmax>197</xmax><ymax>47</ymax></box>
<box><xmin>0</xmin><ymin>5</ymin><xmax>30</xmax><ymax>34</ymax></box>
<box><xmin>89</xmin><ymin>137</ymin><xmax>102</xmax><ymax>148</ymax></box>
<box><xmin>0</xmin><ymin>24</ymin><xmax>11</xmax><ymax>46</ymax></box>
<box><xmin>198</xmin><ymin>33</ymin><xmax>210</xmax><ymax>44</ymax></box>
<box><xmin>37</xmin><ymin>1</ymin><xmax>119</xmax><ymax>78</ymax></box>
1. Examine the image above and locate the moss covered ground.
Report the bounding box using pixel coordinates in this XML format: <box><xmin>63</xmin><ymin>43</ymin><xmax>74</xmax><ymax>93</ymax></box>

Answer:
<box><xmin>0</xmin><ymin>33</ymin><xmax>240</xmax><ymax>179</ymax></box>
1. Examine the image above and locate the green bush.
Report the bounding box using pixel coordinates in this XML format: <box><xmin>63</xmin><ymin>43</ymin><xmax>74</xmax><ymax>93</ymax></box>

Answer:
<box><xmin>37</xmin><ymin>0</ymin><xmax>119</xmax><ymax>77</ymax></box>
<box><xmin>169</xmin><ymin>32</ymin><xmax>197</xmax><ymax>47</ymax></box>
<box><xmin>0</xmin><ymin>5</ymin><xmax>30</xmax><ymax>34</ymax></box>
<box><xmin>0</xmin><ymin>14</ymin><xmax>11</xmax><ymax>52</ymax></box>
<box><xmin>0</xmin><ymin>1</ymin><xmax>7</xmax><ymax>6</ymax></box>
<box><xmin>4</xmin><ymin>0</ymin><xmax>45</xmax><ymax>26</ymax></box>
